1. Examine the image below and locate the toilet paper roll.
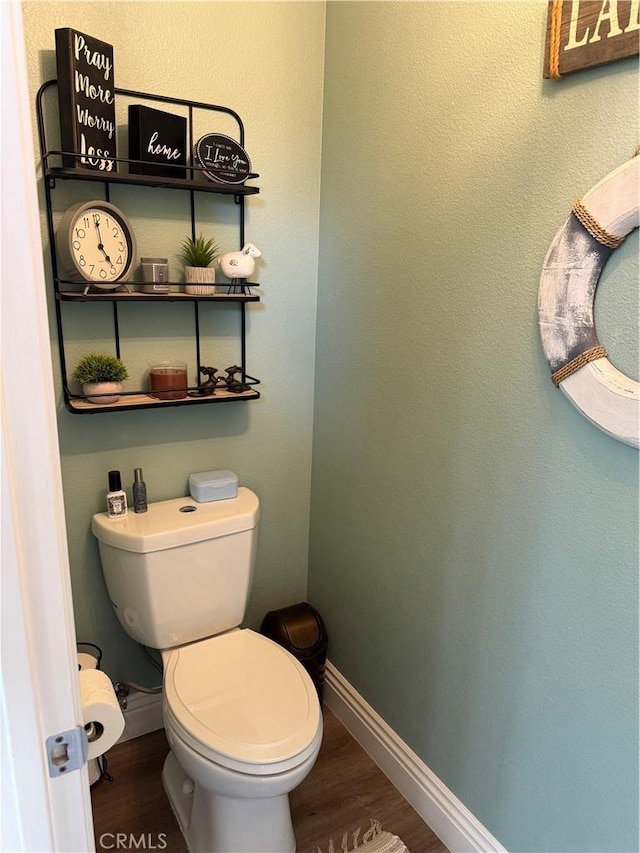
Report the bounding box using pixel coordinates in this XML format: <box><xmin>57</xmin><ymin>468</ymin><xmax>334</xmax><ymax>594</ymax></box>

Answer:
<box><xmin>77</xmin><ymin>654</ymin><xmax>101</xmax><ymax>784</ymax></box>
<box><xmin>77</xmin><ymin>652</ymin><xmax>98</xmax><ymax>672</ymax></box>
<box><xmin>79</xmin><ymin>668</ymin><xmax>125</xmax><ymax>760</ymax></box>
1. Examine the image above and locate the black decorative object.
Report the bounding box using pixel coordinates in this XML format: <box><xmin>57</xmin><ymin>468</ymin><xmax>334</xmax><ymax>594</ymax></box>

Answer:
<box><xmin>224</xmin><ymin>365</ymin><xmax>249</xmax><ymax>393</ymax></box>
<box><xmin>128</xmin><ymin>105</ymin><xmax>187</xmax><ymax>178</ymax></box>
<box><xmin>194</xmin><ymin>134</ymin><xmax>251</xmax><ymax>185</ymax></box>
<box><xmin>55</xmin><ymin>28</ymin><xmax>116</xmax><ymax>172</ymax></box>
<box><xmin>188</xmin><ymin>365</ymin><xmax>249</xmax><ymax>396</ymax></box>
<box><xmin>188</xmin><ymin>366</ymin><xmax>224</xmax><ymax>397</ymax></box>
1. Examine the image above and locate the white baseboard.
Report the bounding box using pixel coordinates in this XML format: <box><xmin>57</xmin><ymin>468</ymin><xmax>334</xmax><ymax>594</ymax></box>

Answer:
<box><xmin>324</xmin><ymin>662</ymin><xmax>507</xmax><ymax>853</ymax></box>
<box><xmin>117</xmin><ymin>689</ymin><xmax>164</xmax><ymax>744</ymax></box>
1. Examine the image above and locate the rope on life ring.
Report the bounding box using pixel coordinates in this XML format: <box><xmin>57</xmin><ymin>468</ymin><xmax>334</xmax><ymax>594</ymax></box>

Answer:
<box><xmin>538</xmin><ymin>155</ymin><xmax>640</xmax><ymax>448</ymax></box>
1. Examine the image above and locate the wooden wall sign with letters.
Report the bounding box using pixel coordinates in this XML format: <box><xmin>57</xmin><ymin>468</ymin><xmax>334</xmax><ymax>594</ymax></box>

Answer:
<box><xmin>544</xmin><ymin>0</ymin><xmax>639</xmax><ymax>78</ymax></box>
<box><xmin>128</xmin><ymin>105</ymin><xmax>187</xmax><ymax>179</ymax></box>
<box><xmin>55</xmin><ymin>28</ymin><xmax>116</xmax><ymax>171</ymax></box>
<box><xmin>194</xmin><ymin>134</ymin><xmax>251</xmax><ymax>185</ymax></box>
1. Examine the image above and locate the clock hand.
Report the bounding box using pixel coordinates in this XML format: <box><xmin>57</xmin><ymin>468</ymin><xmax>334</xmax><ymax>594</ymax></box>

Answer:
<box><xmin>94</xmin><ymin>220</ymin><xmax>113</xmax><ymax>264</ymax></box>
<box><xmin>97</xmin><ymin>243</ymin><xmax>113</xmax><ymax>264</ymax></box>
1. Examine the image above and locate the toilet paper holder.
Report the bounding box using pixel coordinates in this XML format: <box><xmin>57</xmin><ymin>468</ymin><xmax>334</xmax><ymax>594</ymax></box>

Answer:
<box><xmin>46</xmin><ymin>707</ymin><xmax>121</xmax><ymax>778</ymax></box>
<box><xmin>83</xmin><ymin>720</ymin><xmax>104</xmax><ymax>743</ymax></box>
<box><xmin>46</xmin><ymin>717</ymin><xmax>113</xmax><ymax>778</ymax></box>
<box><xmin>46</xmin><ymin>655</ymin><xmax>125</xmax><ymax>779</ymax></box>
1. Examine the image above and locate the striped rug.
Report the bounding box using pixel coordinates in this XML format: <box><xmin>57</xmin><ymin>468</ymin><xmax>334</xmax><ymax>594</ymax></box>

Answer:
<box><xmin>312</xmin><ymin>820</ymin><xmax>409</xmax><ymax>853</ymax></box>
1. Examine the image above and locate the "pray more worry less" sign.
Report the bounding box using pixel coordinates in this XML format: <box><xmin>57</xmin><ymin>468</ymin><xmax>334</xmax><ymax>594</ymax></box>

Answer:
<box><xmin>55</xmin><ymin>28</ymin><xmax>116</xmax><ymax>171</ymax></box>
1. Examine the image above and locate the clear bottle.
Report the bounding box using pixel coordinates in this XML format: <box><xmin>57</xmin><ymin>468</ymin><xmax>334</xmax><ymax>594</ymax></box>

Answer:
<box><xmin>106</xmin><ymin>470</ymin><xmax>128</xmax><ymax>518</ymax></box>
<box><xmin>132</xmin><ymin>468</ymin><xmax>148</xmax><ymax>513</ymax></box>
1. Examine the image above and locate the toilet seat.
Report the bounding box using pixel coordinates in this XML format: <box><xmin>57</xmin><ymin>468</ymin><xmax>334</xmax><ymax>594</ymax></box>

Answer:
<box><xmin>163</xmin><ymin>629</ymin><xmax>321</xmax><ymax>776</ymax></box>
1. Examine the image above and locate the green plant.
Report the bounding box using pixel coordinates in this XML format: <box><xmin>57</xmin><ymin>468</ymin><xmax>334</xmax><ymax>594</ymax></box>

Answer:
<box><xmin>73</xmin><ymin>352</ymin><xmax>129</xmax><ymax>385</ymax></box>
<box><xmin>179</xmin><ymin>233</ymin><xmax>220</xmax><ymax>268</ymax></box>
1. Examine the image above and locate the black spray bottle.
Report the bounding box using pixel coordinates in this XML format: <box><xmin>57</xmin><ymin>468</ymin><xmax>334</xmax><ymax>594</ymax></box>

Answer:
<box><xmin>107</xmin><ymin>470</ymin><xmax>128</xmax><ymax>518</ymax></box>
<box><xmin>133</xmin><ymin>468</ymin><xmax>148</xmax><ymax>513</ymax></box>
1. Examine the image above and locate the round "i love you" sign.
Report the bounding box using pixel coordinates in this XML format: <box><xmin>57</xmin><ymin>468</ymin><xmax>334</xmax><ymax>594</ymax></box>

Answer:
<box><xmin>194</xmin><ymin>133</ymin><xmax>252</xmax><ymax>185</ymax></box>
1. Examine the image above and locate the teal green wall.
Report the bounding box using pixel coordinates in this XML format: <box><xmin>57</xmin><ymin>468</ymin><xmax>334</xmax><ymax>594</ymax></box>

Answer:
<box><xmin>309</xmin><ymin>3</ymin><xmax>638</xmax><ymax>853</ymax></box>
<box><xmin>23</xmin><ymin>1</ymin><xmax>326</xmax><ymax>684</ymax></box>
<box><xmin>22</xmin><ymin>2</ymin><xmax>639</xmax><ymax>850</ymax></box>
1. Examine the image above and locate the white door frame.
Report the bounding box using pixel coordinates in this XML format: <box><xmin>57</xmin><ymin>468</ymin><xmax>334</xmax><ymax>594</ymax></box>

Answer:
<box><xmin>1</xmin><ymin>2</ymin><xmax>95</xmax><ymax>850</ymax></box>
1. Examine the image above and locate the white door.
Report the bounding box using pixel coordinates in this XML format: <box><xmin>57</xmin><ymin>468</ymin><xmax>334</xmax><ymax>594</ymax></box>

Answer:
<box><xmin>1</xmin><ymin>2</ymin><xmax>95</xmax><ymax>850</ymax></box>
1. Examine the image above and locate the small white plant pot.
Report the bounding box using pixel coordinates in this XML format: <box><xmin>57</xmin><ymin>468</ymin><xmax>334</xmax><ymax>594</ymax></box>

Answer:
<box><xmin>184</xmin><ymin>266</ymin><xmax>216</xmax><ymax>295</ymax></box>
<box><xmin>82</xmin><ymin>382</ymin><xmax>123</xmax><ymax>404</ymax></box>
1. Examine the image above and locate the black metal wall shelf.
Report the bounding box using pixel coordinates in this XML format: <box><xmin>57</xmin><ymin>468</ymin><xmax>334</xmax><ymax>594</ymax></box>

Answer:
<box><xmin>45</xmin><ymin>165</ymin><xmax>260</xmax><ymax>196</ymax></box>
<box><xmin>56</xmin><ymin>290</ymin><xmax>260</xmax><ymax>303</ymax></box>
<box><xmin>36</xmin><ymin>80</ymin><xmax>262</xmax><ymax>414</ymax></box>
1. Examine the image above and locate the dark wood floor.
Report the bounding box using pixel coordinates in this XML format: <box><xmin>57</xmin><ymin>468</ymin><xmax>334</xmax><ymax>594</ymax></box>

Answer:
<box><xmin>91</xmin><ymin>707</ymin><xmax>447</xmax><ymax>853</ymax></box>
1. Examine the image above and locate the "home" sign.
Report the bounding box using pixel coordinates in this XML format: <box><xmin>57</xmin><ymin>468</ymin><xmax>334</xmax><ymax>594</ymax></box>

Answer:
<box><xmin>128</xmin><ymin>105</ymin><xmax>187</xmax><ymax>179</ymax></box>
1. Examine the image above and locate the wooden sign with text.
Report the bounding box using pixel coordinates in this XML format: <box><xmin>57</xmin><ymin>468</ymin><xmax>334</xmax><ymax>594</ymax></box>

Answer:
<box><xmin>194</xmin><ymin>134</ymin><xmax>251</xmax><ymax>185</ymax></box>
<box><xmin>128</xmin><ymin>105</ymin><xmax>187</xmax><ymax>178</ymax></box>
<box><xmin>55</xmin><ymin>28</ymin><xmax>116</xmax><ymax>171</ymax></box>
<box><xmin>544</xmin><ymin>0</ymin><xmax>639</xmax><ymax>78</ymax></box>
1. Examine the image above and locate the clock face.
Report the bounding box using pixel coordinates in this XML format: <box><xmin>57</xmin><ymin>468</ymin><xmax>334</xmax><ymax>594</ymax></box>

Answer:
<box><xmin>58</xmin><ymin>201</ymin><xmax>136</xmax><ymax>287</ymax></box>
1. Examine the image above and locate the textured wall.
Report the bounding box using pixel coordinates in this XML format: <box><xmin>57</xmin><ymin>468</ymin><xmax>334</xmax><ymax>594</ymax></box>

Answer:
<box><xmin>22</xmin><ymin>1</ymin><xmax>325</xmax><ymax>683</ymax></box>
<box><xmin>21</xmin><ymin>3</ymin><xmax>639</xmax><ymax>849</ymax></box>
<box><xmin>310</xmin><ymin>3</ymin><xmax>638</xmax><ymax>852</ymax></box>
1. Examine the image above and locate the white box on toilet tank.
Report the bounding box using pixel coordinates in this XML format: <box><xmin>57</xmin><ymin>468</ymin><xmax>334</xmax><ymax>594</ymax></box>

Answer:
<box><xmin>91</xmin><ymin>488</ymin><xmax>259</xmax><ymax>649</ymax></box>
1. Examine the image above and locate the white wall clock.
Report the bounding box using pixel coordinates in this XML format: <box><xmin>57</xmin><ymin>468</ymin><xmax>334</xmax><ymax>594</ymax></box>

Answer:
<box><xmin>538</xmin><ymin>155</ymin><xmax>639</xmax><ymax>448</ymax></box>
<box><xmin>56</xmin><ymin>200</ymin><xmax>137</xmax><ymax>289</ymax></box>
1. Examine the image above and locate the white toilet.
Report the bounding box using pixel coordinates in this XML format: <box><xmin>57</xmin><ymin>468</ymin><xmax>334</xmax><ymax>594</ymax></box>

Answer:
<box><xmin>91</xmin><ymin>488</ymin><xmax>323</xmax><ymax>853</ymax></box>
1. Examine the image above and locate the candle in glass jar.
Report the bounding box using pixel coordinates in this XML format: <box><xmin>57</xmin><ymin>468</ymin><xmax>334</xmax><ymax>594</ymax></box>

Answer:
<box><xmin>149</xmin><ymin>362</ymin><xmax>188</xmax><ymax>400</ymax></box>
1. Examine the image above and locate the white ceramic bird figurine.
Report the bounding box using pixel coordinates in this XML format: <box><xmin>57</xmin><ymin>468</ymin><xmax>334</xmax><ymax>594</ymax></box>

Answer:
<box><xmin>218</xmin><ymin>243</ymin><xmax>262</xmax><ymax>289</ymax></box>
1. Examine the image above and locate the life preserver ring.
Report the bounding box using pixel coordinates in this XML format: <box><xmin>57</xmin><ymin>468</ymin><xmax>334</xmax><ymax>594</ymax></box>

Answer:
<box><xmin>538</xmin><ymin>156</ymin><xmax>639</xmax><ymax>448</ymax></box>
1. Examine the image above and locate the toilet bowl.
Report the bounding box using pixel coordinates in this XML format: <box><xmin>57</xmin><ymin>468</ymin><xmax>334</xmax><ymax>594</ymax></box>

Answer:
<box><xmin>160</xmin><ymin>629</ymin><xmax>323</xmax><ymax>852</ymax></box>
<box><xmin>91</xmin><ymin>490</ymin><xmax>322</xmax><ymax>853</ymax></box>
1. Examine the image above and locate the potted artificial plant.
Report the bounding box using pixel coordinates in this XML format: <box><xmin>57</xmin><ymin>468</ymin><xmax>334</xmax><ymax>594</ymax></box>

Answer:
<box><xmin>180</xmin><ymin>233</ymin><xmax>220</xmax><ymax>295</ymax></box>
<box><xmin>73</xmin><ymin>352</ymin><xmax>129</xmax><ymax>404</ymax></box>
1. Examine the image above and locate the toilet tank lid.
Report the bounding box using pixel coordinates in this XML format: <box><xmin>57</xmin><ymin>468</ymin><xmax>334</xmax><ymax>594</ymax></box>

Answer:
<box><xmin>91</xmin><ymin>487</ymin><xmax>259</xmax><ymax>553</ymax></box>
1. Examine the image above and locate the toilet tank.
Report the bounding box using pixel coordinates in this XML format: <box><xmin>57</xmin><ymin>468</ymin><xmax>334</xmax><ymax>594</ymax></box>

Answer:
<box><xmin>91</xmin><ymin>488</ymin><xmax>259</xmax><ymax>650</ymax></box>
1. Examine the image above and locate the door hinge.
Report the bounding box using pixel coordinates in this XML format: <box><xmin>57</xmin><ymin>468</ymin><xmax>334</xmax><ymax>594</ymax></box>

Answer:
<box><xmin>46</xmin><ymin>726</ymin><xmax>88</xmax><ymax>778</ymax></box>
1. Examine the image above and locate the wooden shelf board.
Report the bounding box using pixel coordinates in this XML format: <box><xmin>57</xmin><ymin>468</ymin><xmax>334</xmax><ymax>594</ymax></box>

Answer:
<box><xmin>66</xmin><ymin>388</ymin><xmax>260</xmax><ymax>413</ymax></box>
